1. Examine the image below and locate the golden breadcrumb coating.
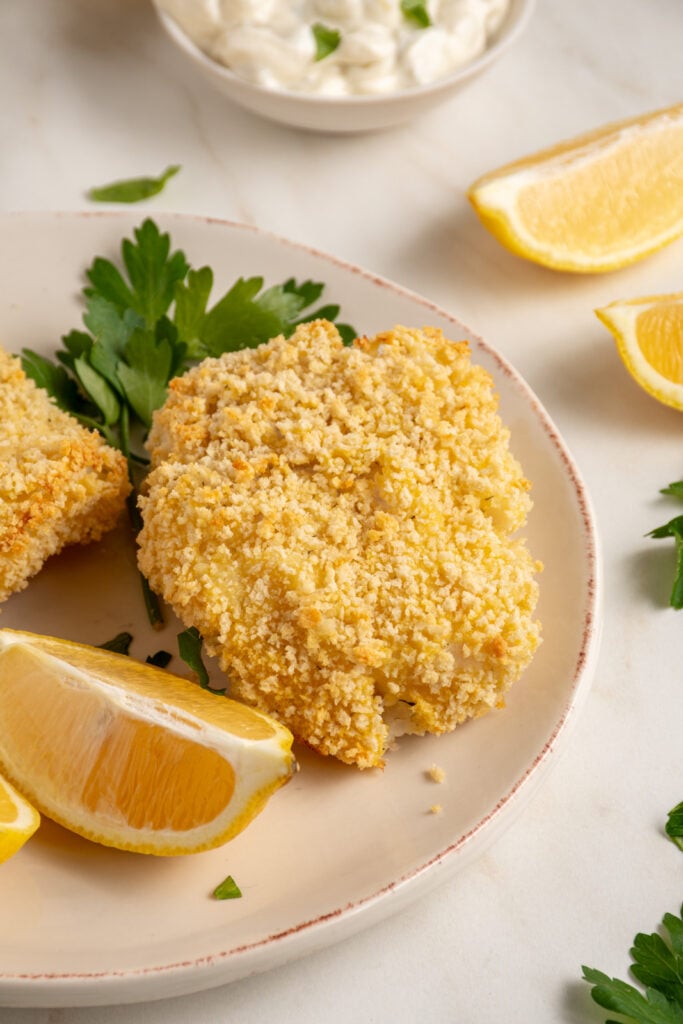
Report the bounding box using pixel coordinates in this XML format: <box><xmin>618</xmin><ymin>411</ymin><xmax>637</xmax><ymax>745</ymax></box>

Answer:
<box><xmin>138</xmin><ymin>322</ymin><xmax>541</xmax><ymax>769</ymax></box>
<box><xmin>0</xmin><ymin>347</ymin><xmax>131</xmax><ymax>603</ymax></box>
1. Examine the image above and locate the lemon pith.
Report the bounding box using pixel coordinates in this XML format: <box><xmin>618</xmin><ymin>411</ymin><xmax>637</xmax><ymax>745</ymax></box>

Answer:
<box><xmin>0</xmin><ymin>629</ymin><xmax>295</xmax><ymax>856</ymax></box>
<box><xmin>468</xmin><ymin>103</ymin><xmax>683</xmax><ymax>273</ymax></box>
<box><xmin>596</xmin><ymin>291</ymin><xmax>683</xmax><ymax>411</ymax></box>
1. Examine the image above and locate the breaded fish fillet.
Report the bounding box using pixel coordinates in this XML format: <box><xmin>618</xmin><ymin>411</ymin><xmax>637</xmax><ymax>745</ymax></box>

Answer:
<box><xmin>138</xmin><ymin>322</ymin><xmax>541</xmax><ymax>768</ymax></box>
<box><xmin>0</xmin><ymin>347</ymin><xmax>130</xmax><ymax>603</ymax></box>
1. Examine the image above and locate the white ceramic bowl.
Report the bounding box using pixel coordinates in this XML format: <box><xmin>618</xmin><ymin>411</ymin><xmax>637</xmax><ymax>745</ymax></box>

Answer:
<box><xmin>153</xmin><ymin>0</ymin><xmax>535</xmax><ymax>133</ymax></box>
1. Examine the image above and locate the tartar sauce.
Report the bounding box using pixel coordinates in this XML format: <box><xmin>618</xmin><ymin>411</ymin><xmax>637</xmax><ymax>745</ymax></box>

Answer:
<box><xmin>159</xmin><ymin>0</ymin><xmax>511</xmax><ymax>96</ymax></box>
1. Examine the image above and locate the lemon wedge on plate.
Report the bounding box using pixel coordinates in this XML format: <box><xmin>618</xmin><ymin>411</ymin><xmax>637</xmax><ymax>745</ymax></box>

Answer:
<box><xmin>0</xmin><ymin>772</ymin><xmax>40</xmax><ymax>864</ymax></box>
<box><xmin>468</xmin><ymin>103</ymin><xmax>683</xmax><ymax>272</ymax></box>
<box><xmin>0</xmin><ymin>628</ymin><xmax>295</xmax><ymax>856</ymax></box>
<box><xmin>596</xmin><ymin>291</ymin><xmax>683</xmax><ymax>410</ymax></box>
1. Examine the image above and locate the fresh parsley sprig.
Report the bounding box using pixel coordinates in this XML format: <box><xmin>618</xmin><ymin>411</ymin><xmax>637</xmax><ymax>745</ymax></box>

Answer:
<box><xmin>23</xmin><ymin>219</ymin><xmax>355</xmax><ymax>465</ymax></box>
<box><xmin>582</xmin><ymin>802</ymin><xmax>683</xmax><ymax>1024</ymax></box>
<box><xmin>21</xmin><ymin>218</ymin><xmax>356</xmax><ymax>626</ymax></box>
<box><xmin>582</xmin><ymin>910</ymin><xmax>683</xmax><ymax>1024</ymax></box>
<box><xmin>647</xmin><ymin>481</ymin><xmax>683</xmax><ymax>609</ymax></box>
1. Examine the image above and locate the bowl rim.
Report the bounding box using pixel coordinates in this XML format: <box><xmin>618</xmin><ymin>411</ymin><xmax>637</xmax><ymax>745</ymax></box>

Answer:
<box><xmin>153</xmin><ymin>0</ymin><xmax>536</xmax><ymax>108</ymax></box>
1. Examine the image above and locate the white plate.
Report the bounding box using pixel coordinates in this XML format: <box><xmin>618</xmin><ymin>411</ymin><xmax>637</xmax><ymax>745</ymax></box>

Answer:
<box><xmin>0</xmin><ymin>212</ymin><xmax>600</xmax><ymax>1008</ymax></box>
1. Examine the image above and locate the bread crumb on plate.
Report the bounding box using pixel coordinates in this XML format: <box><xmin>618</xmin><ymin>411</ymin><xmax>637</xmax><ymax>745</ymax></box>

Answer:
<box><xmin>427</xmin><ymin>764</ymin><xmax>446</xmax><ymax>784</ymax></box>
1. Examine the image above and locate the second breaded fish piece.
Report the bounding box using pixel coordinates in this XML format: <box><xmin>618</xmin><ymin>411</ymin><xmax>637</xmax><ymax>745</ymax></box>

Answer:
<box><xmin>0</xmin><ymin>347</ymin><xmax>131</xmax><ymax>603</ymax></box>
<box><xmin>138</xmin><ymin>322</ymin><xmax>542</xmax><ymax>768</ymax></box>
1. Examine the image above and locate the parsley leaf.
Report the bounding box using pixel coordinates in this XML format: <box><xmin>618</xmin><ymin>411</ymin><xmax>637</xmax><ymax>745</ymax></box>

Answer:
<box><xmin>173</xmin><ymin>267</ymin><xmax>214</xmax><ymax>360</ymax></box>
<box><xmin>117</xmin><ymin>328</ymin><xmax>176</xmax><ymax>427</ymax></box>
<box><xmin>74</xmin><ymin>354</ymin><xmax>121</xmax><ymax>426</ymax></box>
<box><xmin>213</xmin><ymin>875</ymin><xmax>242</xmax><ymax>900</ymax></box>
<box><xmin>401</xmin><ymin>0</ymin><xmax>432</xmax><ymax>28</ymax></box>
<box><xmin>312</xmin><ymin>23</ymin><xmax>341</xmax><ymax>60</ymax></box>
<box><xmin>198</xmin><ymin>276</ymin><xmax>344</xmax><ymax>356</ymax></box>
<box><xmin>21</xmin><ymin>349</ymin><xmax>81</xmax><ymax>412</ymax></box>
<box><xmin>88</xmin><ymin>165</ymin><xmax>180</xmax><ymax>204</ymax></box>
<box><xmin>119</xmin><ymin>219</ymin><xmax>189</xmax><ymax>327</ymax></box>
<box><xmin>647</xmin><ymin>514</ymin><xmax>683</xmax><ymax>609</ymax></box>
<box><xmin>666</xmin><ymin>802</ymin><xmax>683</xmax><ymax>852</ymax></box>
<box><xmin>336</xmin><ymin>322</ymin><xmax>358</xmax><ymax>346</ymax></box>
<box><xmin>200</xmin><ymin>276</ymin><xmax>286</xmax><ymax>354</ymax></box>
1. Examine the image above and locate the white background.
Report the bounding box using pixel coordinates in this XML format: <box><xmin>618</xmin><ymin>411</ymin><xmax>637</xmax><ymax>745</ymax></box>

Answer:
<box><xmin>1</xmin><ymin>0</ymin><xmax>683</xmax><ymax>1021</ymax></box>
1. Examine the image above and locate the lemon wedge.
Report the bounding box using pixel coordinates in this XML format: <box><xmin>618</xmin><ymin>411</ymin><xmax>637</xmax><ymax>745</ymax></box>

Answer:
<box><xmin>0</xmin><ymin>628</ymin><xmax>295</xmax><ymax>856</ymax></box>
<box><xmin>468</xmin><ymin>103</ymin><xmax>683</xmax><ymax>272</ymax></box>
<box><xmin>596</xmin><ymin>291</ymin><xmax>683</xmax><ymax>410</ymax></box>
<box><xmin>0</xmin><ymin>772</ymin><xmax>40</xmax><ymax>864</ymax></box>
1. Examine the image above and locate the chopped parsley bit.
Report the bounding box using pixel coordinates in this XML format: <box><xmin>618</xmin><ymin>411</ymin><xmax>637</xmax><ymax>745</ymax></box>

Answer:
<box><xmin>648</xmin><ymin>480</ymin><xmax>683</xmax><ymax>609</ymax></box>
<box><xmin>582</xmin><ymin>804</ymin><xmax>683</xmax><ymax>1023</ymax></box>
<box><xmin>20</xmin><ymin>218</ymin><xmax>356</xmax><ymax>627</ymax></box>
<box><xmin>88</xmin><ymin>166</ymin><xmax>181</xmax><ymax>204</ymax></box>
<box><xmin>177</xmin><ymin>626</ymin><xmax>212</xmax><ymax>690</ymax></box>
<box><xmin>146</xmin><ymin>650</ymin><xmax>173</xmax><ymax>669</ymax></box>
<box><xmin>401</xmin><ymin>0</ymin><xmax>431</xmax><ymax>29</ymax></box>
<box><xmin>97</xmin><ymin>636</ymin><xmax>175</xmax><ymax>667</ymax></box>
<box><xmin>666</xmin><ymin>801</ymin><xmax>683</xmax><ymax>852</ymax></box>
<box><xmin>213</xmin><ymin>874</ymin><xmax>242</xmax><ymax>900</ymax></box>
<box><xmin>97</xmin><ymin>632</ymin><xmax>134</xmax><ymax>656</ymax></box>
<box><xmin>312</xmin><ymin>23</ymin><xmax>341</xmax><ymax>61</ymax></box>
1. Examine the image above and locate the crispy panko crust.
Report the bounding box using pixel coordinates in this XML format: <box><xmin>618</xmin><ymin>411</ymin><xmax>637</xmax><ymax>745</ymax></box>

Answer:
<box><xmin>0</xmin><ymin>347</ymin><xmax>131</xmax><ymax>603</ymax></box>
<box><xmin>138</xmin><ymin>322</ymin><xmax>542</xmax><ymax>768</ymax></box>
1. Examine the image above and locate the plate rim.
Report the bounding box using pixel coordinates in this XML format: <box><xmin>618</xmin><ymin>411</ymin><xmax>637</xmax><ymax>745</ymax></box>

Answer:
<box><xmin>0</xmin><ymin>210</ymin><xmax>602</xmax><ymax>1006</ymax></box>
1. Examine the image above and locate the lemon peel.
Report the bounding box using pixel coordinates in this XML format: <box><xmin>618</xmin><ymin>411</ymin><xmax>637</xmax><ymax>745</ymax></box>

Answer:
<box><xmin>468</xmin><ymin>103</ymin><xmax>683</xmax><ymax>273</ymax></box>
<box><xmin>596</xmin><ymin>291</ymin><xmax>683</xmax><ymax>411</ymax></box>
<box><xmin>0</xmin><ymin>629</ymin><xmax>295</xmax><ymax>856</ymax></box>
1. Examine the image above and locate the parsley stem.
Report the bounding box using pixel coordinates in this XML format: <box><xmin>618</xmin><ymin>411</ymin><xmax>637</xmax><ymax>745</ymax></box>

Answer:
<box><xmin>126</xmin><ymin>491</ymin><xmax>164</xmax><ymax>629</ymax></box>
<box><xmin>74</xmin><ymin>412</ymin><xmax>119</xmax><ymax>449</ymax></box>
<box><xmin>120</xmin><ymin>402</ymin><xmax>131</xmax><ymax>462</ymax></box>
<box><xmin>122</xmin><ymin>408</ymin><xmax>163</xmax><ymax>630</ymax></box>
<box><xmin>128</xmin><ymin>451</ymin><xmax>150</xmax><ymax>466</ymax></box>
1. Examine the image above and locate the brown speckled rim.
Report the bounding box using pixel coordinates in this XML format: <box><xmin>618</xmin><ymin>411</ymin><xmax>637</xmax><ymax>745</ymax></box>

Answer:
<box><xmin>0</xmin><ymin>211</ymin><xmax>601</xmax><ymax>1007</ymax></box>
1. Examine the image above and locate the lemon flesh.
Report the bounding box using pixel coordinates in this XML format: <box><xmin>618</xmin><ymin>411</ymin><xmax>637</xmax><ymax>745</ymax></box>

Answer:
<box><xmin>0</xmin><ymin>629</ymin><xmax>295</xmax><ymax>855</ymax></box>
<box><xmin>596</xmin><ymin>291</ymin><xmax>683</xmax><ymax>410</ymax></box>
<box><xmin>468</xmin><ymin>103</ymin><xmax>683</xmax><ymax>273</ymax></box>
<box><xmin>0</xmin><ymin>772</ymin><xmax>40</xmax><ymax>865</ymax></box>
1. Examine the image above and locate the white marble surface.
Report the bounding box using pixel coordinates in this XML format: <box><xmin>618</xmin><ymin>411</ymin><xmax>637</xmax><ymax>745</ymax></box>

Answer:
<box><xmin>1</xmin><ymin>0</ymin><xmax>683</xmax><ymax>1021</ymax></box>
